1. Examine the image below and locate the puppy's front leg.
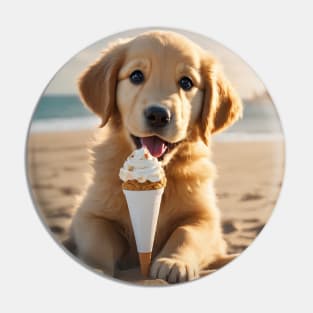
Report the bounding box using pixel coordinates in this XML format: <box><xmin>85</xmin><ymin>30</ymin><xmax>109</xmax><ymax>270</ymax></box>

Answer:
<box><xmin>151</xmin><ymin>220</ymin><xmax>226</xmax><ymax>283</ymax></box>
<box><xmin>70</xmin><ymin>213</ymin><xmax>127</xmax><ymax>277</ymax></box>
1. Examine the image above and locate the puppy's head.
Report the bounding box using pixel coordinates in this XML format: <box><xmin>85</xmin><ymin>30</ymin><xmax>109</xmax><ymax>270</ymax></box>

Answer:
<box><xmin>79</xmin><ymin>31</ymin><xmax>242</xmax><ymax>159</ymax></box>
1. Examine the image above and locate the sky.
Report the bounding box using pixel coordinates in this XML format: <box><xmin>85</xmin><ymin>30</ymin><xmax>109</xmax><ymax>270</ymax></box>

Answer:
<box><xmin>45</xmin><ymin>27</ymin><xmax>269</xmax><ymax>100</ymax></box>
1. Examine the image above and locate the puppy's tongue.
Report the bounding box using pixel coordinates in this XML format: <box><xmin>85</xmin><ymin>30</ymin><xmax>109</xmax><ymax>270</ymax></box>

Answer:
<box><xmin>140</xmin><ymin>136</ymin><xmax>167</xmax><ymax>158</ymax></box>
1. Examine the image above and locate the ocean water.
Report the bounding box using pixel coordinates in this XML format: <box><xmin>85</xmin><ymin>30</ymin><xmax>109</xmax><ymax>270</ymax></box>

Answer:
<box><xmin>30</xmin><ymin>95</ymin><xmax>284</xmax><ymax>141</ymax></box>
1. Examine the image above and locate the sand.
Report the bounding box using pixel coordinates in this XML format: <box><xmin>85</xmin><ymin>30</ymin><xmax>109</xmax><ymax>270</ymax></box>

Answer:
<box><xmin>27</xmin><ymin>130</ymin><xmax>285</xmax><ymax>284</ymax></box>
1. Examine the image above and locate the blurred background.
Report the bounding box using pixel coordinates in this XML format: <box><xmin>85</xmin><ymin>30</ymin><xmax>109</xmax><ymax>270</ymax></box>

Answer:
<box><xmin>30</xmin><ymin>27</ymin><xmax>283</xmax><ymax>141</ymax></box>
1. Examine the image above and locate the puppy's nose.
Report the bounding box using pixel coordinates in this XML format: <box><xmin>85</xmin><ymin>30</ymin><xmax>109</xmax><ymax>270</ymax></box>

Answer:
<box><xmin>144</xmin><ymin>106</ymin><xmax>171</xmax><ymax>128</ymax></box>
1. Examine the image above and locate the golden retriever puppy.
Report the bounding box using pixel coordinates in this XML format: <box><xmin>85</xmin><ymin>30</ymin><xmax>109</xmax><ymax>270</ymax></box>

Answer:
<box><xmin>67</xmin><ymin>30</ymin><xmax>242</xmax><ymax>283</ymax></box>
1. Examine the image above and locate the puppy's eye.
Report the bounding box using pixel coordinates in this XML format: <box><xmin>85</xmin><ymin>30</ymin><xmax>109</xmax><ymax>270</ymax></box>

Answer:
<box><xmin>179</xmin><ymin>76</ymin><xmax>193</xmax><ymax>91</ymax></box>
<box><xmin>129</xmin><ymin>70</ymin><xmax>144</xmax><ymax>85</ymax></box>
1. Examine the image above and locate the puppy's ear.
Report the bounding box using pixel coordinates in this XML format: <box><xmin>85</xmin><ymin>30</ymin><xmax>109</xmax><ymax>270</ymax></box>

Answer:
<box><xmin>201</xmin><ymin>57</ymin><xmax>242</xmax><ymax>144</ymax></box>
<box><xmin>78</xmin><ymin>41</ymin><xmax>127</xmax><ymax>127</ymax></box>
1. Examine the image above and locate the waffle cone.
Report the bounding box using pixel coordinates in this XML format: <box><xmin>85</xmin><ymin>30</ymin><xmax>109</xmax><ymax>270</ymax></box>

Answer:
<box><xmin>122</xmin><ymin>177</ymin><xmax>166</xmax><ymax>190</ymax></box>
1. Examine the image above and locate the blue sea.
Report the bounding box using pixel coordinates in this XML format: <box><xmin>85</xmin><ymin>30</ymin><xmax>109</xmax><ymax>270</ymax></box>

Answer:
<box><xmin>30</xmin><ymin>94</ymin><xmax>284</xmax><ymax>141</ymax></box>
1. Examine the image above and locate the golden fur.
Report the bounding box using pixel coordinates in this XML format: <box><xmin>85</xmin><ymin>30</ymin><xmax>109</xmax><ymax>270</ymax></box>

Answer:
<box><xmin>67</xmin><ymin>31</ymin><xmax>242</xmax><ymax>283</ymax></box>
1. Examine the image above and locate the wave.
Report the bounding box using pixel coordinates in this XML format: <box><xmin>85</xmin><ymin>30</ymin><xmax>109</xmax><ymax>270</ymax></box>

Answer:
<box><xmin>29</xmin><ymin>116</ymin><xmax>100</xmax><ymax>133</ymax></box>
<box><xmin>29</xmin><ymin>116</ymin><xmax>283</xmax><ymax>142</ymax></box>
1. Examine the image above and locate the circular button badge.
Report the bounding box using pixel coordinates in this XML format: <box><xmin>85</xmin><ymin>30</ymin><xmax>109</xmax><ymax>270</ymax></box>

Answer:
<box><xmin>26</xmin><ymin>27</ymin><xmax>285</xmax><ymax>286</ymax></box>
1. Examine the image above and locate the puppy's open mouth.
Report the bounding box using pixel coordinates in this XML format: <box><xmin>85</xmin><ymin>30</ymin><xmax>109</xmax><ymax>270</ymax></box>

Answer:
<box><xmin>131</xmin><ymin>135</ymin><xmax>179</xmax><ymax>160</ymax></box>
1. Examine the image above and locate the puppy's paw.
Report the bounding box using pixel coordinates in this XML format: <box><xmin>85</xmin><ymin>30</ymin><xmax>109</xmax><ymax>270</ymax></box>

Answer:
<box><xmin>150</xmin><ymin>257</ymin><xmax>199</xmax><ymax>283</ymax></box>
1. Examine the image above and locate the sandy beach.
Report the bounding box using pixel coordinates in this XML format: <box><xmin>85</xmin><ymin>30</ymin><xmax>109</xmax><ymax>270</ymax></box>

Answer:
<box><xmin>27</xmin><ymin>130</ymin><xmax>285</xmax><ymax>284</ymax></box>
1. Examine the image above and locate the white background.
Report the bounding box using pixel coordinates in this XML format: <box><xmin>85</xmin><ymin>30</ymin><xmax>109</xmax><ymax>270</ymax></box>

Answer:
<box><xmin>0</xmin><ymin>1</ymin><xmax>312</xmax><ymax>312</ymax></box>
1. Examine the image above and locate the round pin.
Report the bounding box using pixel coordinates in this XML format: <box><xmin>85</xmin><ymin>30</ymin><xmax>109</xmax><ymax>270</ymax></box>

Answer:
<box><xmin>26</xmin><ymin>27</ymin><xmax>285</xmax><ymax>286</ymax></box>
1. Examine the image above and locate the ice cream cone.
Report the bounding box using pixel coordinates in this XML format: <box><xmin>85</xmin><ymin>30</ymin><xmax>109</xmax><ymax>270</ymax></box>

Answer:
<box><xmin>123</xmin><ymin>188</ymin><xmax>164</xmax><ymax>276</ymax></box>
<box><xmin>120</xmin><ymin>147</ymin><xmax>166</xmax><ymax>277</ymax></box>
